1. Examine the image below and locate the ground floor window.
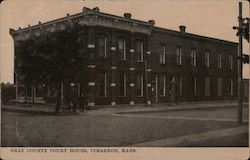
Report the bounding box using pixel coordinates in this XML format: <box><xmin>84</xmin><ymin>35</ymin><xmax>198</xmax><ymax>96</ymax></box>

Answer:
<box><xmin>230</xmin><ymin>79</ymin><xmax>233</xmax><ymax>96</ymax></box>
<box><xmin>174</xmin><ymin>76</ymin><xmax>182</xmax><ymax>96</ymax></box>
<box><xmin>118</xmin><ymin>72</ymin><xmax>126</xmax><ymax>96</ymax></box>
<box><xmin>35</xmin><ymin>84</ymin><xmax>44</xmax><ymax>97</ymax></box>
<box><xmin>159</xmin><ymin>75</ymin><xmax>166</xmax><ymax>96</ymax></box>
<box><xmin>98</xmin><ymin>72</ymin><xmax>107</xmax><ymax>97</ymax></box>
<box><xmin>205</xmin><ymin>77</ymin><xmax>210</xmax><ymax>96</ymax></box>
<box><xmin>26</xmin><ymin>84</ymin><xmax>32</xmax><ymax>97</ymax></box>
<box><xmin>136</xmin><ymin>73</ymin><xmax>144</xmax><ymax>96</ymax></box>
<box><xmin>191</xmin><ymin>77</ymin><xmax>197</xmax><ymax>96</ymax></box>
<box><xmin>48</xmin><ymin>83</ymin><xmax>57</xmax><ymax>97</ymax></box>
<box><xmin>217</xmin><ymin>78</ymin><xmax>222</xmax><ymax>96</ymax></box>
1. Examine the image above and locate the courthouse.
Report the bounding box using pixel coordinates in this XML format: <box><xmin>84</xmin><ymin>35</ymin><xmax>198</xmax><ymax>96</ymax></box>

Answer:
<box><xmin>10</xmin><ymin>7</ymin><xmax>238</xmax><ymax>107</ymax></box>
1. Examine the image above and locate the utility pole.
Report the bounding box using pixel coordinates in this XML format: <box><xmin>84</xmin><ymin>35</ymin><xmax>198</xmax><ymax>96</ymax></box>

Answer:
<box><xmin>247</xmin><ymin>0</ymin><xmax>250</xmax><ymax>148</ymax></box>
<box><xmin>145</xmin><ymin>60</ymin><xmax>149</xmax><ymax>106</ymax></box>
<box><xmin>237</xmin><ymin>2</ymin><xmax>243</xmax><ymax>124</ymax></box>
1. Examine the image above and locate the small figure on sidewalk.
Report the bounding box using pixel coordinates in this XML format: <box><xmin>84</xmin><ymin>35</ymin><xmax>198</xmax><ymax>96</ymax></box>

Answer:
<box><xmin>71</xmin><ymin>97</ymin><xmax>77</xmax><ymax>113</ymax></box>
<box><xmin>79</xmin><ymin>93</ymin><xmax>85</xmax><ymax>112</ymax></box>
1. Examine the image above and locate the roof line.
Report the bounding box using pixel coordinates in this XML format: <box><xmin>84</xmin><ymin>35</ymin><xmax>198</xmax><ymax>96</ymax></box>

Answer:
<box><xmin>153</xmin><ymin>26</ymin><xmax>238</xmax><ymax>45</ymax></box>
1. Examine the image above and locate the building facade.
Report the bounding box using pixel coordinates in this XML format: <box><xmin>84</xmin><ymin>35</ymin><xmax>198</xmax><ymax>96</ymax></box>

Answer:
<box><xmin>10</xmin><ymin>7</ymin><xmax>238</xmax><ymax>107</ymax></box>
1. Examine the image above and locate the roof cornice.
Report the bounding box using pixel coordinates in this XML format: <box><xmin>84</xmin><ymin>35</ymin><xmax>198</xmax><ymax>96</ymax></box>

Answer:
<box><xmin>9</xmin><ymin>7</ymin><xmax>155</xmax><ymax>41</ymax></box>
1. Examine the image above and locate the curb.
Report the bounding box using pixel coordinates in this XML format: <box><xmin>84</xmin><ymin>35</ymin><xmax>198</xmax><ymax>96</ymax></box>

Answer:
<box><xmin>116</xmin><ymin>104</ymin><xmax>242</xmax><ymax>114</ymax></box>
<box><xmin>2</xmin><ymin>108</ymin><xmax>80</xmax><ymax>116</ymax></box>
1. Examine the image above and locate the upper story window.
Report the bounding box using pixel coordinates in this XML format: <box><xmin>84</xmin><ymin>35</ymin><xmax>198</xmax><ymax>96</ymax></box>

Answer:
<box><xmin>118</xmin><ymin>39</ymin><xmax>126</xmax><ymax>60</ymax></box>
<box><xmin>229</xmin><ymin>55</ymin><xmax>233</xmax><ymax>70</ymax></box>
<box><xmin>205</xmin><ymin>51</ymin><xmax>210</xmax><ymax>68</ymax></box>
<box><xmin>217</xmin><ymin>53</ymin><xmax>222</xmax><ymax>69</ymax></box>
<box><xmin>191</xmin><ymin>49</ymin><xmax>197</xmax><ymax>67</ymax></box>
<box><xmin>176</xmin><ymin>47</ymin><xmax>182</xmax><ymax>65</ymax></box>
<box><xmin>97</xmin><ymin>36</ymin><xmax>107</xmax><ymax>59</ymax></box>
<box><xmin>159</xmin><ymin>45</ymin><xmax>166</xmax><ymax>64</ymax></box>
<box><xmin>136</xmin><ymin>41</ymin><xmax>144</xmax><ymax>62</ymax></box>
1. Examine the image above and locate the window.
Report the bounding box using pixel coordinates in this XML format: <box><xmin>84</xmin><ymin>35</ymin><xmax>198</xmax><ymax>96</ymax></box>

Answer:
<box><xmin>98</xmin><ymin>72</ymin><xmax>107</xmax><ymax>97</ymax></box>
<box><xmin>229</xmin><ymin>55</ymin><xmax>233</xmax><ymax>70</ymax></box>
<box><xmin>191</xmin><ymin>77</ymin><xmax>197</xmax><ymax>95</ymax></box>
<box><xmin>205</xmin><ymin>77</ymin><xmax>210</xmax><ymax>96</ymax></box>
<box><xmin>98</xmin><ymin>36</ymin><xmax>107</xmax><ymax>58</ymax></box>
<box><xmin>179</xmin><ymin>76</ymin><xmax>182</xmax><ymax>96</ymax></box>
<box><xmin>35</xmin><ymin>84</ymin><xmax>44</xmax><ymax>97</ymax></box>
<box><xmin>160</xmin><ymin>45</ymin><xmax>166</xmax><ymax>64</ymax></box>
<box><xmin>118</xmin><ymin>72</ymin><xmax>126</xmax><ymax>96</ymax></box>
<box><xmin>48</xmin><ymin>83</ymin><xmax>56</xmax><ymax>97</ymax></box>
<box><xmin>136</xmin><ymin>73</ymin><xmax>144</xmax><ymax>96</ymax></box>
<box><xmin>205</xmin><ymin>51</ymin><xmax>210</xmax><ymax>68</ymax></box>
<box><xmin>191</xmin><ymin>49</ymin><xmax>197</xmax><ymax>67</ymax></box>
<box><xmin>27</xmin><ymin>85</ymin><xmax>32</xmax><ymax>97</ymax></box>
<box><xmin>174</xmin><ymin>76</ymin><xmax>182</xmax><ymax>96</ymax></box>
<box><xmin>159</xmin><ymin>75</ymin><xmax>166</xmax><ymax>96</ymax></box>
<box><xmin>217</xmin><ymin>78</ymin><xmax>222</xmax><ymax>96</ymax></box>
<box><xmin>118</xmin><ymin>39</ymin><xmax>126</xmax><ymax>60</ymax></box>
<box><xmin>230</xmin><ymin>79</ymin><xmax>233</xmax><ymax>95</ymax></box>
<box><xmin>217</xmin><ymin>53</ymin><xmax>222</xmax><ymax>68</ymax></box>
<box><xmin>136</xmin><ymin>41</ymin><xmax>144</xmax><ymax>62</ymax></box>
<box><xmin>176</xmin><ymin>47</ymin><xmax>182</xmax><ymax>65</ymax></box>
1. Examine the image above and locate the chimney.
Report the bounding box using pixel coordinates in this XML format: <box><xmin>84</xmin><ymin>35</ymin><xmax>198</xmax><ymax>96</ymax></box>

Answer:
<box><xmin>124</xmin><ymin>13</ymin><xmax>131</xmax><ymax>19</ymax></box>
<box><xmin>82</xmin><ymin>7</ymin><xmax>91</xmax><ymax>13</ymax></box>
<box><xmin>148</xmin><ymin>20</ymin><xmax>155</xmax><ymax>26</ymax></box>
<box><xmin>92</xmin><ymin>7</ymin><xmax>100</xmax><ymax>12</ymax></box>
<box><xmin>179</xmin><ymin>25</ymin><xmax>186</xmax><ymax>33</ymax></box>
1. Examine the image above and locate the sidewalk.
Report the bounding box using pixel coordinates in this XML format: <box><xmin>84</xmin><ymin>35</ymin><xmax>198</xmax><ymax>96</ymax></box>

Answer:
<box><xmin>2</xmin><ymin>101</ymin><xmax>248</xmax><ymax>115</ymax></box>
<box><xmin>131</xmin><ymin>125</ymin><xmax>248</xmax><ymax>147</ymax></box>
<box><xmin>87</xmin><ymin>101</ymin><xmax>249</xmax><ymax>115</ymax></box>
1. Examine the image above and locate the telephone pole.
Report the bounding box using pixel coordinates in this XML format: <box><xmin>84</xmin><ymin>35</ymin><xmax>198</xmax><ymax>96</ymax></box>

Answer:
<box><xmin>237</xmin><ymin>2</ymin><xmax>243</xmax><ymax>124</ymax></box>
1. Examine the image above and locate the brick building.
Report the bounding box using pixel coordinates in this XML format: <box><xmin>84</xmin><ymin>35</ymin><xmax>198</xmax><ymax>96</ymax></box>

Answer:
<box><xmin>10</xmin><ymin>7</ymin><xmax>238</xmax><ymax>107</ymax></box>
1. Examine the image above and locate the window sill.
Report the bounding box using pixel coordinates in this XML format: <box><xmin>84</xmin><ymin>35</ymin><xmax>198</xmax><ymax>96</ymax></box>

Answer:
<box><xmin>137</xmin><ymin>95</ymin><xmax>144</xmax><ymax>97</ymax></box>
<box><xmin>98</xmin><ymin>96</ymin><xmax>108</xmax><ymax>98</ymax></box>
<box><xmin>116</xmin><ymin>96</ymin><xmax>127</xmax><ymax>98</ymax></box>
<box><xmin>96</xmin><ymin>57</ymin><xmax>108</xmax><ymax>60</ymax></box>
<box><xmin>137</xmin><ymin>61</ymin><xmax>144</xmax><ymax>63</ymax></box>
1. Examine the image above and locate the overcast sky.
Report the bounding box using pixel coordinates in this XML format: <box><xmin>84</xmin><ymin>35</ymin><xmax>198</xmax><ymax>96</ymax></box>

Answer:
<box><xmin>0</xmin><ymin>0</ymin><xmax>249</xmax><ymax>83</ymax></box>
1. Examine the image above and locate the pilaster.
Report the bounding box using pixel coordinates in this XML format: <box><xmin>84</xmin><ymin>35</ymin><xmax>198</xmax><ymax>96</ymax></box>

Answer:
<box><xmin>110</xmin><ymin>29</ymin><xmax>117</xmax><ymax>106</ymax></box>
<box><xmin>129</xmin><ymin>34</ymin><xmax>135</xmax><ymax>105</ymax></box>
<box><xmin>87</xmin><ymin>27</ymin><xmax>96</xmax><ymax>108</ymax></box>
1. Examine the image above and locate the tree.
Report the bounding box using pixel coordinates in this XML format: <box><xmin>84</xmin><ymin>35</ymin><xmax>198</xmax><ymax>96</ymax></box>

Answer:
<box><xmin>16</xmin><ymin>23</ymin><xmax>89</xmax><ymax>111</ymax></box>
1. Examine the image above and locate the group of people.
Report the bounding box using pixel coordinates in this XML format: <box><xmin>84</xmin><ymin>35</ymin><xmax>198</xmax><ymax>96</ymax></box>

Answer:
<box><xmin>64</xmin><ymin>95</ymin><xmax>86</xmax><ymax>113</ymax></box>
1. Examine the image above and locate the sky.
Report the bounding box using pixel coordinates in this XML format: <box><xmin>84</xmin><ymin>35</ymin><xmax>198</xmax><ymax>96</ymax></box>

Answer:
<box><xmin>0</xmin><ymin>0</ymin><xmax>249</xmax><ymax>83</ymax></box>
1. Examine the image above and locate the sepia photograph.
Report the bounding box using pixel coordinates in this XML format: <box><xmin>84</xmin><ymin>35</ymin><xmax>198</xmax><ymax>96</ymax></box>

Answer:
<box><xmin>0</xmin><ymin>0</ymin><xmax>249</xmax><ymax>159</ymax></box>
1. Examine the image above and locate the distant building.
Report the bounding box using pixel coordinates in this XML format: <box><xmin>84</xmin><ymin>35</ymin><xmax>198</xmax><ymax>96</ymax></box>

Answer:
<box><xmin>10</xmin><ymin>7</ymin><xmax>238</xmax><ymax>107</ymax></box>
<box><xmin>243</xmin><ymin>79</ymin><xmax>249</xmax><ymax>101</ymax></box>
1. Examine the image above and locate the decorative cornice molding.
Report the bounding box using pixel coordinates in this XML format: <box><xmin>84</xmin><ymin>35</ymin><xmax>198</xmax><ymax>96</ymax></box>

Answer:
<box><xmin>10</xmin><ymin>7</ymin><xmax>154</xmax><ymax>42</ymax></box>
